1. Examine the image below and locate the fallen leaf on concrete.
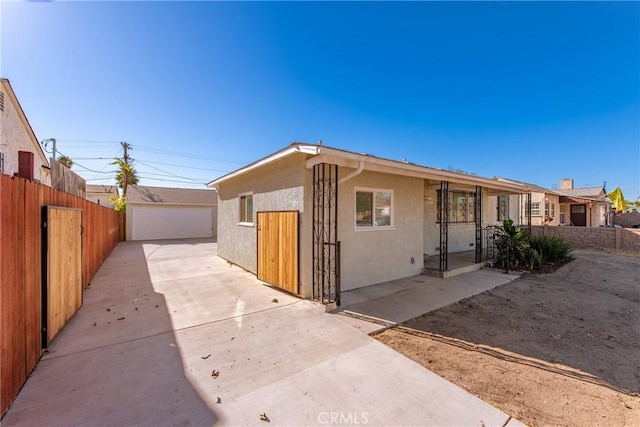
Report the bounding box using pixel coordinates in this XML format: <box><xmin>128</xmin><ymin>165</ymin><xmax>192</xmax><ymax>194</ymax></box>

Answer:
<box><xmin>211</xmin><ymin>370</ymin><xmax>219</xmax><ymax>378</ymax></box>
<box><xmin>155</xmin><ymin>305</ymin><xmax>159</xmax><ymax>308</ymax></box>
<box><xmin>272</xmin><ymin>298</ymin><xmax>279</xmax><ymax>303</ymax></box>
<box><xmin>260</xmin><ymin>413</ymin><xmax>270</xmax><ymax>422</ymax></box>
<box><xmin>135</xmin><ymin>307</ymin><xmax>138</xmax><ymax>311</ymax></box>
<box><xmin>216</xmin><ymin>397</ymin><xmax>222</xmax><ymax>404</ymax></box>
<box><xmin>92</xmin><ymin>322</ymin><xmax>97</xmax><ymax>327</ymax></box>
<box><xmin>117</xmin><ymin>317</ymin><xmax>125</xmax><ymax>321</ymax></box>
<box><xmin>106</xmin><ymin>308</ymin><xmax>111</xmax><ymax>312</ymax></box>
<box><xmin>201</xmin><ymin>353</ymin><xmax>211</xmax><ymax>359</ymax></box>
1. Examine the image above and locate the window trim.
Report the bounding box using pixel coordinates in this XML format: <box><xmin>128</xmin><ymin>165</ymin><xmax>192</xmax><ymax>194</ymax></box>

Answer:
<box><xmin>437</xmin><ymin>189</ymin><xmax>476</xmax><ymax>224</ymax></box>
<box><xmin>238</xmin><ymin>192</ymin><xmax>254</xmax><ymax>226</ymax></box>
<box><xmin>354</xmin><ymin>187</ymin><xmax>395</xmax><ymax>231</ymax></box>
<box><xmin>530</xmin><ymin>202</ymin><xmax>541</xmax><ymax>217</ymax></box>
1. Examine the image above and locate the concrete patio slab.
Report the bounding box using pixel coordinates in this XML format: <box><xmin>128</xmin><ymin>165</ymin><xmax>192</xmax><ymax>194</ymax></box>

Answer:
<box><xmin>338</xmin><ymin>268</ymin><xmax>521</xmax><ymax>334</ymax></box>
<box><xmin>2</xmin><ymin>239</ymin><xmax>522</xmax><ymax>427</ymax></box>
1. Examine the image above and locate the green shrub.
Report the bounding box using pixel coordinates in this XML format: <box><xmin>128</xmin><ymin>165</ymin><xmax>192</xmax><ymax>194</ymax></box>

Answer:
<box><xmin>495</xmin><ymin>219</ymin><xmax>531</xmax><ymax>271</ymax></box>
<box><xmin>529</xmin><ymin>235</ymin><xmax>572</xmax><ymax>264</ymax></box>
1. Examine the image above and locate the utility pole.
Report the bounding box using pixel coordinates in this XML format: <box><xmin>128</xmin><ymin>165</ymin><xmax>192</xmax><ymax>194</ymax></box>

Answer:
<box><xmin>120</xmin><ymin>141</ymin><xmax>133</xmax><ymax>196</ymax></box>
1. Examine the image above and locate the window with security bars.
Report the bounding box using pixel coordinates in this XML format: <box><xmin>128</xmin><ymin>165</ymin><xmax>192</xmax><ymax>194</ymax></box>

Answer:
<box><xmin>437</xmin><ymin>190</ymin><xmax>476</xmax><ymax>223</ymax></box>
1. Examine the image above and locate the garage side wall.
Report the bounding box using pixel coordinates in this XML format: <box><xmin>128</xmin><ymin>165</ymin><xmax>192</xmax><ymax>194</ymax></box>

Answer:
<box><xmin>338</xmin><ymin>170</ymin><xmax>424</xmax><ymax>291</ymax></box>
<box><xmin>216</xmin><ymin>155</ymin><xmax>309</xmax><ymax>293</ymax></box>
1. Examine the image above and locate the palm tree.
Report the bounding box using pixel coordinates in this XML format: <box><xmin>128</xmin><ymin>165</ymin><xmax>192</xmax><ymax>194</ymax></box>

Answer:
<box><xmin>57</xmin><ymin>155</ymin><xmax>73</xmax><ymax>168</ymax></box>
<box><xmin>111</xmin><ymin>157</ymin><xmax>139</xmax><ymax>197</ymax></box>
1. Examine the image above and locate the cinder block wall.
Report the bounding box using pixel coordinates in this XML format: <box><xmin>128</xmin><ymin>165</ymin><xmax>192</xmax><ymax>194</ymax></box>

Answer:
<box><xmin>531</xmin><ymin>225</ymin><xmax>640</xmax><ymax>253</ymax></box>
<box><xmin>613</xmin><ymin>213</ymin><xmax>640</xmax><ymax>227</ymax></box>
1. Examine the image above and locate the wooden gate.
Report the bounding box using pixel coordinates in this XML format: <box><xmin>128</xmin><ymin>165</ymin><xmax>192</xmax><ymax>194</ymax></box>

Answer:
<box><xmin>41</xmin><ymin>206</ymin><xmax>82</xmax><ymax>346</ymax></box>
<box><xmin>257</xmin><ymin>211</ymin><xmax>299</xmax><ymax>295</ymax></box>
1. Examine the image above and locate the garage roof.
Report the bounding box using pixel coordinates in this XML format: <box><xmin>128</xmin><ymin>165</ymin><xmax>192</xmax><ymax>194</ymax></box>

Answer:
<box><xmin>127</xmin><ymin>185</ymin><xmax>217</xmax><ymax>206</ymax></box>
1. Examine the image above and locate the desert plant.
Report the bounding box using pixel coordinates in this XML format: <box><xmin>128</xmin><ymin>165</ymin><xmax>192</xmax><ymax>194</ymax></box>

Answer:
<box><xmin>529</xmin><ymin>235</ymin><xmax>572</xmax><ymax>264</ymax></box>
<box><xmin>495</xmin><ymin>219</ymin><xmax>530</xmax><ymax>271</ymax></box>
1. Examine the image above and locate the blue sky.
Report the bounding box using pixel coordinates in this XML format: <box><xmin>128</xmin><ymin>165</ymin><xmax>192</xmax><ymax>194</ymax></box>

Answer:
<box><xmin>2</xmin><ymin>1</ymin><xmax>638</xmax><ymax>199</ymax></box>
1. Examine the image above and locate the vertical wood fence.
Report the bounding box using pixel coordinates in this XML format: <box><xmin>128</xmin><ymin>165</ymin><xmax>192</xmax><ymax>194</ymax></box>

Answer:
<box><xmin>0</xmin><ymin>174</ymin><xmax>120</xmax><ymax>416</ymax></box>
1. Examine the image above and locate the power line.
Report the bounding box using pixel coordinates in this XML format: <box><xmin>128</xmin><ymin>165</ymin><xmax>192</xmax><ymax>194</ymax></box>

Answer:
<box><xmin>136</xmin><ymin>159</ymin><xmax>208</xmax><ymax>185</ymax></box>
<box><xmin>134</xmin><ymin>145</ymin><xmax>248</xmax><ymax>164</ymax></box>
<box><xmin>133</xmin><ymin>159</ymin><xmax>230</xmax><ymax>173</ymax></box>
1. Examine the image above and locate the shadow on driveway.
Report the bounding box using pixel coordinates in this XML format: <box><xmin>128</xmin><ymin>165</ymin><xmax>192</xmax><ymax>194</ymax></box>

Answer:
<box><xmin>2</xmin><ymin>239</ymin><xmax>218</xmax><ymax>426</ymax></box>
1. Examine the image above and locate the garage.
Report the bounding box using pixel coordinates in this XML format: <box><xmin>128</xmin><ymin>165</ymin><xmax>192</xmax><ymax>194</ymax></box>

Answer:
<box><xmin>126</xmin><ymin>185</ymin><xmax>217</xmax><ymax>241</ymax></box>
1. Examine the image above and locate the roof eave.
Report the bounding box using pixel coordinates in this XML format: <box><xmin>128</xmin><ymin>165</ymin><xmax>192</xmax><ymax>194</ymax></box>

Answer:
<box><xmin>209</xmin><ymin>143</ymin><xmax>526</xmax><ymax>193</ymax></box>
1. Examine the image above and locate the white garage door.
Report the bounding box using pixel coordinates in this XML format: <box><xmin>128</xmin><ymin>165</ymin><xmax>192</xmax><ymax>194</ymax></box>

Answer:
<box><xmin>131</xmin><ymin>206</ymin><xmax>214</xmax><ymax>241</ymax></box>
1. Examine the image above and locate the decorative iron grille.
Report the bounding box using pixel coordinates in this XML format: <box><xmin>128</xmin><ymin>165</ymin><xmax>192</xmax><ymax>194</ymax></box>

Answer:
<box><xmin>312</xmin><ymin>163</ymin><xmax>340</xmax><ymax>304</ymax></box>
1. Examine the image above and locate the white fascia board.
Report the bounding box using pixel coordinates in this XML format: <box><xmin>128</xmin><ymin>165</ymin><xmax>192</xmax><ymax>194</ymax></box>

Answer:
<box><xmin>207</xmin><ymin>143</ymin><xmax>319</xmax><ymax>188</ymax></box>
<box><xmin>308</xmin><ymin>147</ymin><xmax>527</xmax><ymax>193</ymax></box>
<box><xmin>208</xmin><ymin>142</ymin><xmax>526</xmax><ymax>193</ymax></box>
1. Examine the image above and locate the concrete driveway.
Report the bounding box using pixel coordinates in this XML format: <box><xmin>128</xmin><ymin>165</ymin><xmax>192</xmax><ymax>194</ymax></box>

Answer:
<box><xmin>2</xmin><ymin>239</ymin><xmax>522</xmax><ymax>426</ymax></box>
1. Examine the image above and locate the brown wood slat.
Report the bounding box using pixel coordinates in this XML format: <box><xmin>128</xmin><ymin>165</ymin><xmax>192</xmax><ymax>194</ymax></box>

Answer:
<box><xmin>257</xmin><ymin>211</ymin><xmax>298</xmax><ymax>295</ymax></box>
<box><xmin>23</xmin><ymin>180</ymin><xmax>41</xmax><ymax>374</ymax></box>
<box><xmin>0</xmin><ymin>175</ymin><xmax>120</xmax><ymax>416</ymax></box>
<box><xmin>11</xmin><ymin>178</ymin><xmax>26</xmax><ymax>405</ymax></box>
<box><xmin>46</xmin><ymin>207</ymin><xmax>82</xmax><ymax>344</ymax></box>
<box><xmin>0</xmin><ymin>174</ymin><xmax>17</xmax><ymax>413</ymax></box>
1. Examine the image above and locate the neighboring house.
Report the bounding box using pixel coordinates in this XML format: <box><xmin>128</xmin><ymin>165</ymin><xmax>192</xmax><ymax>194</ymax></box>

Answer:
<box><xmin>555</xmin><ymin>179</ymin><xmax>612</xmax><ymax>227</ymax></box>
<box><xmin>86</xmin><ymin>184</ymin><xmax>119</xmax><ymax>208</ymax></box>
<box><xmin>126</xmin><ymin>185</ymin><xmax>218</xmax><ymax>241</ymax></box>
<box><xmin>623</xmin><ymin>204</ymin><xmax>640</xmax><ymax>214</ymax></box>
<box><xmin>489</xmin><ymin>178</ymin><xmax>562</xmax><ymax>226</ymax></box>
<box><xmin>208</xmin><ymin>143</ymin><xmax>527</xmax><ymax>304</ymax></box>
<box><xmin>0</xmin><ymin>78</ymin><xmax>51</xmax><ymax>185</ymax></box>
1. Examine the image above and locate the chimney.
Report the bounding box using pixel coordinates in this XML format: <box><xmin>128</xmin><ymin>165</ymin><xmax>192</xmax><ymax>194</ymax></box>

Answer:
<box><xmin>560</xmin><ymin>178</ymin><xmax>573</xmax><ymax>190</ymax></box>
<box><xmin>17</xmin><ymin>151</ymin><xmax>34</xmax><ymax>181</ymax></box>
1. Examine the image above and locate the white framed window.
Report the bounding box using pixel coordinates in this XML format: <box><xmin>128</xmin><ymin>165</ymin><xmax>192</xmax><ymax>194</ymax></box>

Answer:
<box><xmin>239</xmin><ymin>193</ymin><xmax>254</xmax><ymax>225</ymax></box>
<box><xmin>530</xmin><ymin>202</ymin><xmax>541</xmax><ymax>216</ymax></box>
<box><xmin>355</xmin><ymin>188</ymin><xmax>393</xmax><ymax>229</ymax></box>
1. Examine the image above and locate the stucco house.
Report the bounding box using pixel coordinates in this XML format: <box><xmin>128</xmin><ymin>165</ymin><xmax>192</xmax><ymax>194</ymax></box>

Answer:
<box><xmin>208</xmin><ymin>143</ymin><xmax>527</xmax><ymax>305</ymax></box>
<box><xmin>86</xmin><ymin>184</ymin><xmax>119</xmax><ymax>208</ymax></box>
<box><xmin>555</xmin><ymin>179</ymin><xmax>611</xmax><ymax>227</ymax></box>
<box><xmin>489</xmin><ymin>178</ymin><xmax>562</xmax><ymax>226</ymax></box>
<box><xmin>126</xmin><ymin>185</ymin><xmax>218</xmax><ymax>241</ymax></box>
<box><xmin>0</xmin><ymin>78</ymin><xmax>51</xmax><ymax>185</ymax></box>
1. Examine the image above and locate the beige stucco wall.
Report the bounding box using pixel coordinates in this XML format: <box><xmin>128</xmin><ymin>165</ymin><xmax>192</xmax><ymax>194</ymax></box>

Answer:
<box><xmin>487</xmin><ymin>193</ymin><xmax>561</xmax><ymax>227</ymax></box>
<box><xmin>423</xmin><ymin>183</ymin><xmax>485</xmax><ymax>255</ymax></box>
<box><xmin>0</xmin><ymin>84</ymin><xmax>50</xmax><ymax>185</ymax></box>
<box><xmin>559</xmin><ymin>201</ymin><xmax>609</xmax><ymax>227</ymax></box>
<box><xmin>215</xmin><ymin>154</ymin><xmax>312</xmax><ymax>296</ymax></box>
<box><xmin>486</xmin><ymin>194</ymin><xmax>525</xmax><ymax>226</ymax></box>
<box><xmin>338</xmin><ymin>169</ymin><xmax>424</xmax><ymax>291</ymax></box>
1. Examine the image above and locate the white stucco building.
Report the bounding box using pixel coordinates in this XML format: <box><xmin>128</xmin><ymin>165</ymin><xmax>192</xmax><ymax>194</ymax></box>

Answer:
<box><xmin>0</xmin><ymin>78</ymin><xmax>50</xmax><ymax>185</ymax></box>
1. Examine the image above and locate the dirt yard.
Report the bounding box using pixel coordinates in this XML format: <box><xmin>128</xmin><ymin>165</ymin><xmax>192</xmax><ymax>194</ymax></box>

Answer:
<box><xmin>375</xmin><ymin>249</ymin><xmax>640</xmax><ymax>427</ymax></box>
